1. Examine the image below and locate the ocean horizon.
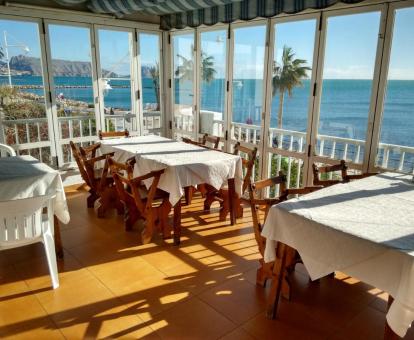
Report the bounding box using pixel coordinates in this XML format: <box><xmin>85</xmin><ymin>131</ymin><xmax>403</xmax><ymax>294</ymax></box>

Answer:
<box><xmin>2</xmin><ymin>75</ymin><xmax>413</xmax><ymax>149</ymax></box>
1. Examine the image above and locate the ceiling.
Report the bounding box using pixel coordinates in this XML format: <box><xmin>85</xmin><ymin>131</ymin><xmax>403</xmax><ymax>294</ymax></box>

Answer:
<box><xmin>3</xmin><ymin>0</ymin><xmax>161</xmax><ymax>24</ymax></box>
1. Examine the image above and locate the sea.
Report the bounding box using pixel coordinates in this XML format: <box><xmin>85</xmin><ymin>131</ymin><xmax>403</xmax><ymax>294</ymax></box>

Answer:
<box><xmin>1</xmin><ymin>75</ymin><xmax>413</xmax><ymax>149</ymax></box>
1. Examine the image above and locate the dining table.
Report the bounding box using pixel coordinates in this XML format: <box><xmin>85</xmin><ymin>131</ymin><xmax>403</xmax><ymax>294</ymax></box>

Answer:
<box><xmin>261</xmin><ymin>172</ymin><xmax>414</xmax><ymax>339</ymax></box>
<box><xmin>0</xmin><ymin>155</ymin><xmax>70</xmax><ymax>258</ymax></box>
<box><xmin>100</xmin><ymin>134</ymin><xmax>243</xmax><ymax>244</ymax></box>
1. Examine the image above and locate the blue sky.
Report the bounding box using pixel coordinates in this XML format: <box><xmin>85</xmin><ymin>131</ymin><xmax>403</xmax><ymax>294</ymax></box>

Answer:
<box><xmin>1</xmin><ymin>7</ymin><xmax>414</xmax><ymax>80</ymax></box>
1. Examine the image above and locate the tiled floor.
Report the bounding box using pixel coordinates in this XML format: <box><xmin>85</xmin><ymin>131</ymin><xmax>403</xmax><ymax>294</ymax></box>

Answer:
<box><xmin>1</xmin><ymin>186</ymin><xmax>413</xmax><ymax>339</ymax></box>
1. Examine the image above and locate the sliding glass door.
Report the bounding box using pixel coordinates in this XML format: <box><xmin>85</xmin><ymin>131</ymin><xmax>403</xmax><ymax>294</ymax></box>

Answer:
<box><xmin>96</xmin><ymin>27</ymin><xmax>137</xmax><ymax>134</ymax></box>
<box><xmin>138</xmin><ymin>32</ymin><xmax>162</xmax><ymax>135</ymax></box>
<box><xmin>0</xmin><ymin>18</ymin><xmax>54</xmax><ymax>164</ymax></box>
<box><xmin>47</xmin><ymin>22</ymin><xmax>99</xmax><ymax>164</ymax></box>
<box><xmin>265</xmin><ymin>15</ymin><xmax>319</xmax><ymax>191</ymax></box>
<box><xmin>198</xmin><ymin>28</ymin><xmax>228</xmax><ymax>147</ymax></box>
<box><xmin>371</xmin><ymin>5</ymin><xmax>414</xmax><ymax>173</ymax></box>
<box><xmin>312</xmin><ymin>8</ymin><xmax>383</xmax><ymax>172</ymax></box>
<box><xmin>171</xmin><ymin>31</ymin><xmax>196</xmax><ymax>140</ymax></box>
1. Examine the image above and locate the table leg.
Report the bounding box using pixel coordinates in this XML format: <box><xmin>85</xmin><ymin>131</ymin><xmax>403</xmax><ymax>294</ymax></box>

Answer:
<box><xmin>384</xmin><ymin>296</ymin><xmax>400</xmax><ymax>340</ymax></box>
<box><xmin>266</xmin><ymin>242</ymin><xmax>288</xmax><ymax>319</ymax></box>
<box><xmin>227</xmin><ymin>178</ymin><xmax>236</xmax><ymax>226</ymax></box>
<box><xmin>53</xmin><ymin>216</ymin><xmax>64</xmax><ymax>260</ymax></box>
<box><xmin>173</xmin><ymin>199</ymin><xmax>182</xmax><ymax>245</ymax></box>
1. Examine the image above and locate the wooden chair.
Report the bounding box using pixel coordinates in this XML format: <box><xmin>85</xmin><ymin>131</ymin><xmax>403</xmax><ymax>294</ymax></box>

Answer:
<box><xmin>312</xmin><ymin>160</ymin><xmax>377</xmax><ymax>187</ymax></box>
<box><xmin>70</xmin><ymin>141</ymin><xmax>101</xmax><ymax>209</ymax></box>
<box><xmin>77</xmin><ymin>142</ymin><xmax>123</xmax><ymax>218</ymax></box>
<box><xmin>98</xmin><ymin>129</ymin><xmax>129</xmax><ymax>140</ymax></box>
<box><xmin>204</xmin><ymin>142</ymin><xmax>258</xmax><ymax>221</ymax></box>
<box><xmin>201</xmin><ymin>133</ymin><xmax>220</xmax><ymax>150</ymax></box>
<box><xmin>312</xmin><ymin>160</ymin><xmax>348</xmax><ymax>187</ymax></box>
<box><xmin>108</xmin><ymin>157</ymin><xmax>172</xmax><ymax>244</ymax></box>
<box><xmin>246</xmin><ymin>175</ymin><xmax>323</xmax><ymax>318</ymax></box>
<box><xmin>181</xmin><ymin>136</ymin><xmax>202</xmax><ymax>147</ymax></box>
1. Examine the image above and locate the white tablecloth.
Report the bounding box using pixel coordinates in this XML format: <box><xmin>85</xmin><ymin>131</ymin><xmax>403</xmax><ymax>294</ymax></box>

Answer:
<box><xmin>0</xmin><ymin>156</ymin><xmax>70</xmax><ymax>224</ymax></box>
<box><xmin>262</xmin><ymin>172</ymin><xmax>414</xmax><ymax>337</ymax></box>
<box><xmin>100</xmin><ymin>135</ymin><xmax>243</xmax><ymax>205</ymax></box>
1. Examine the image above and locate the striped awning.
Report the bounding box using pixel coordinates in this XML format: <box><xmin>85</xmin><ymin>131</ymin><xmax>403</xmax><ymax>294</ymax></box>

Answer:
<box><xmin>55</xmin><ymin>0</ymin><xmax>366</xmax><ymax>30</ymax></box>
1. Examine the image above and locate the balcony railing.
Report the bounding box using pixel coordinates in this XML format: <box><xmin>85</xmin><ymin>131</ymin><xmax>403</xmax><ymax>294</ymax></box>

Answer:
<box><xmin>0</xmin><ymin>111</ymin><xmax>163</xmax><ymax>165</ymax></box>
<box><xmin>2</xmin><ymin>113</ymin><xmax>414</xmax><ymax>174</ymax></box>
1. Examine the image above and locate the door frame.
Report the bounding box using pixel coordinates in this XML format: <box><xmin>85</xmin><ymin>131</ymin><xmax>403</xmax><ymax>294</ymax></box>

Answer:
<box><xmin>307</xmin><ymin>3</ymin><xmax>387</xmax><ymax>184</ymax></box>
<box><xmin>262</xmin><ymin>12</ymin><xmax>322</xmax><ymax>188</ymax></box>
<box><xmin>196</xmin><ymin>24</ymin><xmax>230</xmax><ymax>149</ymax></box>
<box><xmin>169</xmin><ymin>29</ymin><xmax>197</xmax><ymax>140</ymax></box>
<box><xmin>367</xmin><ymin>0</ymin><xmax>414</xmax><ymax>173</ymax></box>
<box><xmin>44</xmin><ymin>19</ymin><xmax>102</xmax><ymax>166</ymax></box>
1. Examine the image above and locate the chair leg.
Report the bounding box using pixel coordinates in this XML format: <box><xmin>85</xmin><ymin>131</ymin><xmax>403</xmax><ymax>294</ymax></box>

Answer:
<box><xmin>184</xmin><ymin>186</ymin><xmax>194</xmax><ymax>206</ymax></box>
<box><xmin>142</xmin><ymin>211</ymin><xmax>155</xmax><ymax>244</ymax></box>
<box><xmin>203</xmin><ymin>191</ymin><xmax>216</xmax><ymax>211</ymax></box>
<box><xmin>87</xmin><ymin>191</ymin><xmax>98</xmax><ymax>208</ymax></box>
<box><xmin>219</xmin><ymin>197</ymin><xmax>230</xmax><ymax>221</ymax></box>
<box><xmin>160</xmin><ymin>201</ymin><xmax>172</xmax><ymax>239</ymax></box>
<box><xmin>266</xmin><ymin>243</ymin><xmax>288</xmax><ymax>319</ymax></box>
<box><xmin>42</xmin><ymin>230</ymin><xmax>59</xmax><ymax>289</ymax></box>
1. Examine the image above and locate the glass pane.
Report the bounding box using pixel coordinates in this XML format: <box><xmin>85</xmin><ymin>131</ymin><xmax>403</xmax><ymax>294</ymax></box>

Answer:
<box><xmin>139</xmin><ymin>33</ymin><xmax>162</xmax><ymax>135</ymax></box>
<box><xmin>376</xmin><ymin>7</ymin><xmax>414</xmax><ymax>172</ymax></box>
<box><xmin>231</xmin><ymin>25</ymin><xmax>266</xmax><ymax>145</ymax></box>
<box><xmin>48</xmin><ymin>24</ymin><xmax>96</xmax><ymax>164</ymax></box>
<box><xmin>0</xmin><ymin>19</ymin><xmax>51</xmax><ymax>164</ymax></box>
<box><xmin>97</xmin><ymin>29</ymin><xmax>135</xmax><ymax>132</ymax></box>
<box><xmin>268</xmin><ymin>153</ymin><xmax>304</xmax><ymax>196</ymax></box>
<box><xmin>199</xmin><ymin>30</ymin><xmax>227</xmax><ymax>138</ymax></box>
<box><xmin>316</xmin><ymin>12</ymin><xmax>381</xmax><ymax>164</ymax></box>
<box><xmin>172</xmin><ymin>33</ymin><xmax>195</xmax><ymax>138</ymax></box>
<box><xmin>270</xmin><ymin>19</ymin><xmax>316</xmax><ymax>154</ymax></box>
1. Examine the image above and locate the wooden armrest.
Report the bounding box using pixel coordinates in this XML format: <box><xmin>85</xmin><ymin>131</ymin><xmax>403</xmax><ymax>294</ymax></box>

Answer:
<box><xmin>345</xmin><ymin>172</ymin><xmax>378</xmax><ymax>180</ymax></box>
<box><xmin>283</xmin><ymin>186</ymin><xmax>322</xmax><ymax>196</ymax></box>
<box><xmin>85</xmin><ymin>152</ymin><xmax>114</xmax><ymax>165</ymax></box>
<box><xmin>131</xmin><ymin>169</ymin><xmax>165</xmax><ymax>185</ymax></box>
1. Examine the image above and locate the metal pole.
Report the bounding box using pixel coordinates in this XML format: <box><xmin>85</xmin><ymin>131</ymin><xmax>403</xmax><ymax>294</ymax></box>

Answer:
<box><xmin>4</xmin><ymin>31</ymin><xmax>12</xmax><ymax>87</ymax></box>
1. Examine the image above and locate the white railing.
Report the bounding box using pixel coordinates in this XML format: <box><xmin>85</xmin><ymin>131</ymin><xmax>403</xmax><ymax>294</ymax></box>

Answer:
<box><xmin>2</xmin><ymin>113</ymin><xmax>414</xmax><ymax>173</ymax></box>
<box><xmin>174</xmin><ymin>113</ymin><xmax>194</xmax><ymax>133</ymax></box>
<box><xmin>1</xmin><ymin>111</ymin><xmax>164</xmax><ymax>165</ymax></box>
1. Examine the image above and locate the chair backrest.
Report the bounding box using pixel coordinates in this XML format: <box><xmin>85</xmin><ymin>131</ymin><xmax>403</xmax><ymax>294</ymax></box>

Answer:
<box><xmin>0</xmin><ymin>143</ymin><xmax>16</xmax><ymax>157</ymax></box>
<box><xmin>79</xmin><ymin>143</ymin><xmax>110</xmax><ymax>192</ymax></box>
<box><xmin>247</xmin><ymin>173</ymin><xmax>287</xmax><ymax>256</ymax></box>
<box><xmin>182</xmin><ymin>137</ymin><xmax>203</xmax><ymax>147</ymax></box>
<box><xmin>312</xmin><ymin>160</ymin><xmax>348</xmax><ymax>187</ymax></box>
<box><xmin>233</xmin><ymin>142</ymin><xmax>258</xmax><ymax>193</ymax></box>
<box><xmin>98</xmin><ymin>129</ymin><xmax>129</xmax><ymax>140</ymax></box>
<box><xmin>70</xmin><ymin>141</ymin><xmax>94</xmax><ymax>188</ymax></box>
<box><xmin>108</xmin><ymin>157</ymin><xmax>164</xmax><ymax>216</ymax></box>
<box><xmin>202</xmin><ymin>134</ymin><xmax>220</xmax><ymax>150</ymax></box>
<box><xmin>0</xmin><ymin>194</ymin><xmax>54</xmax><ymax>249</ymax></box>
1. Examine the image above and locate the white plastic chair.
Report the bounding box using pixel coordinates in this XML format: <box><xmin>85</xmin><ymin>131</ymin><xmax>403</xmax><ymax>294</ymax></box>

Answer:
<box><xmin>0</xmin><ymin>194</ymin><xmax>59</xmax><ymax>289</ymax></box>
<box><xmin>0</xmin><ymin>143</ymin><xmax>16</xmax><ymax>157</ymax></box>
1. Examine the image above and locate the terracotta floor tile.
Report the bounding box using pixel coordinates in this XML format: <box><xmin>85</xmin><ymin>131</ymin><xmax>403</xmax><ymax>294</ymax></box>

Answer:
<box><xmin>242</xmin><ymin>306</ymin><xmax>336</xmax><ymax>340</ymax></box>
<box><xmin>198</xmin><ymin>275</ymin><xmax>268</xmax><ymax>325</ymax></box>
<box><xmin>149</xmin><ymin>297</ymin><xmax>236</xmax><ymax>339</ymax></box>
<box><xmin>219</xmin><ymin>327</ymin><xmax>256</xmax><ymax>340</ymax></box>
<box><xmin>1</xmin><ymin>189</ymin><xmax>407</xmax><ymax>339</ymax></box>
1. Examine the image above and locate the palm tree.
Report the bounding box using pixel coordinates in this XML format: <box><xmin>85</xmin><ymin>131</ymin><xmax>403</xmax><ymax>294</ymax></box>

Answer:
<box><xmin>148</xmin><ymin>62</ymin><xmax>160</xmax><ymax>110</ymax></box>
<box><xmin>272</xmin><ymin>45</ymin><xmax>311</xmax><ymax>128</ymax></box>
<box><xmin>175</xmin><ymin>50</ymin><xmax>216</xmax><ymax>83</ymax></box>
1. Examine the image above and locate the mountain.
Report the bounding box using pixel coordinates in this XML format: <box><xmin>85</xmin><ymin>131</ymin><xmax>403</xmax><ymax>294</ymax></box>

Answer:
<box><xmin>0</xmin><ymin>55</ymin><xmax>157</xmax><ymax>78</ymax></box>
<box><xmin>0</xmin><ymin>55</ymin><xmax>119</xmax><ymax>77</ymax></box>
